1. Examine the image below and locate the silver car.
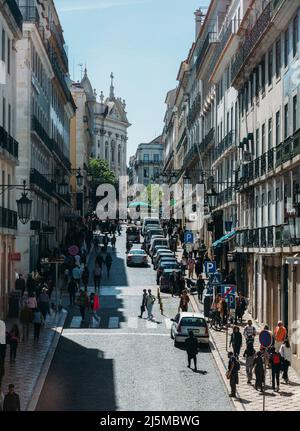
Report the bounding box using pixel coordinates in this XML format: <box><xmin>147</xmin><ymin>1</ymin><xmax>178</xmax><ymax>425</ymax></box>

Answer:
<box><xmin>126</xmin><ymin>249</ymin><xmax>148</xmax><ymax>266</ymax></box>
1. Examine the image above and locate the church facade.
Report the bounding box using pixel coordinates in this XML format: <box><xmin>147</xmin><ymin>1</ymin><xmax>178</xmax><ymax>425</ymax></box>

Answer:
<box><xmin>80</xmin><ymin>71</ymin><xmax>130</xmax><ymax>178</ymax></box>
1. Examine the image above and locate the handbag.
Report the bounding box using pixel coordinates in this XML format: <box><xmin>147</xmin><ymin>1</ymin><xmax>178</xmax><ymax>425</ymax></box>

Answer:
<box><xmin>226</xmin><ymin>371</ymin><xmax>231</xmax><ymax>380</ymax></box>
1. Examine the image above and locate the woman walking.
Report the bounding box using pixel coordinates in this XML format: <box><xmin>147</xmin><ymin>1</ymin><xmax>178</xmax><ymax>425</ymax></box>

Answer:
<box><xmin>243</xmin><ymin>341</ymin><xmax>256</xmax><ymax>384</ymax></box>
<box><xmin>229</xmin><ymin>326</ymin><xmax>242</xmax><ymax>359</ymax></box>
<box><xmin>8</xmin><ymin>325</ymin><xmax>20</xmax><ymax>362</ymax></box>
<box><xmin>187</xmin><ymin>255</ymin><xmax>195</xmax><ymax>279</ymax></box>
<box><xmin>253</xmin><ymin>351</ymin><xmax>265</xmax><ymax>392</ymax></box>
<box><xmin>179</xmin><ymin>290</ymin><xmax>190</xmax><ymax>312</ymax></box>
<box><xmin>32</xmin><ymin>308</ymin><xmax>44</xmax><ymax>341</ymax></box>
<box><xmin>81</xmin><ymin>266</ymin><xmax>89</xmax><ymax>292</ymax></box>
<box><xmin>38</xmin><ymin>287</ymin><xmax>50</xmax><ymax>320</ymax></box>
<box><xmin>279</xmin><ymin>339</ymin><xmax>291</xmax><ymax>384</ymax></box>
<box><xmin>105</xmin><ymin>253</ymin><xmax>113</xmax><ymax>278</ymax></box>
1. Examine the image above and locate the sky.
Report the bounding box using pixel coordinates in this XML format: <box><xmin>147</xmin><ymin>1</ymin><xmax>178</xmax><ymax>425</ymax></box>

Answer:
<box><xmin>56</xmin><ymin>0</ymin><xmax>209</xmax><ymax>160</ymax></box>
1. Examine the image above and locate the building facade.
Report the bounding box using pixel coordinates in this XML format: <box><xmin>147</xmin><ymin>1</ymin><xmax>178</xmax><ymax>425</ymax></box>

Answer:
<box><xmin>0</xmin><ymin>0</ymin><xmax>23</xmax><ymax>319</ymax></box>
<box><xmin>15</xmin><ymin>0</ymin><xmax>76</xmax><ymax>275</ymax></box>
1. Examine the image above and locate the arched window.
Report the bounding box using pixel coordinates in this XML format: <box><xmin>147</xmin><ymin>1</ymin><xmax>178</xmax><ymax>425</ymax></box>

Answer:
<box><xmin>105</xmin><ymin>141</ymin><xmax>109</xmax><ymax>160</ymax></box>
<box><xmin>111</xmin><ymin>140</ymin><xmax>115</xmax><ymax>163</ymax></box>
<box><xmin>118</xmin><ymin>145</ymin><xmax>121</xmax><ymax>164</ymax></box>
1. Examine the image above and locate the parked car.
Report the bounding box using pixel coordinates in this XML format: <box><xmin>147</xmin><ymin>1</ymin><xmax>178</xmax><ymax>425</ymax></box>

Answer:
<box><xmin>126</xmin><ymin>249</ymin><xmax>148</xmax><ymax>266</ymax></box>
<box><xmin>170</xmin><ymin>312</ymin><xmax>209</xmax><ymax>347</ymax></box>
<box><xmin>126</xmin><ymin>226</ymin><xmax>140</xmax><ymax>243</ymax></box>
<box><xmin>153</xmin><ymin>250</ymin><xmax>175</xmax><ymax>269</ymax></box>
<box><xmin>156</xmin><ymin>261</ymin><xmax>180</xmax><ymax>284</ymax></box>
<box><xmin>149</xmin><ymin>238</ymin><xmax>169</xmax><ymax>257</ymax></box>
<box><xmin>142</xmin><ymin>218</ymin><xmax>160</xmax><ymax>236</ymax></box>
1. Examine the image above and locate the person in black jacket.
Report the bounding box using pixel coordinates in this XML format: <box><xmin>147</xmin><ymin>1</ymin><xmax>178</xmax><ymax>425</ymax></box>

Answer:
<box><xmin>230</xmin><ymin>326</ymin><xmax>242</xmax><ymax>359</ymax></box>
<box><xmin>185</xmin><ymin>331</ymin><xmax>199</xmax><ymax>371</ymax></box>
<box><xmin>196</xmin><ymin>274</ymin><xmax>205</xmax><ymax>302</ymax></box>
<box><xmin>138</xmin><ymin>289</ymin><xmax>147</xmax><ymax>318</ymax></box>
<box><xmin>3</xmin><ymin>384</ymin><xmax>20</xmax><ymax>411</ymax></box>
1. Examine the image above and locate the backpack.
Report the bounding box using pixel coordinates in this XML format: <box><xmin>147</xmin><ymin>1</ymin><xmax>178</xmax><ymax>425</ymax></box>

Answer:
<box><xmin>273</xmin><ymin>353</ymin><xmax>281</xmax><ymax>365</ymax></box>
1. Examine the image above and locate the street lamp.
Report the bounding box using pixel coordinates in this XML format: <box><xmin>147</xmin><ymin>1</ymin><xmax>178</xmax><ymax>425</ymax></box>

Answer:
<box><xmin>207</xmin><ymin>189</ymin><xmax>219</xmax><ymax>210</ymax></box>
<box><xmin>16</xmin><ymin>181</ymin><xmax>32</xmax><ymax>224</ymax></box>
<box><xmin>76</xmin><ymin>168</ymin><xmax>83</xmax><ymax>188</ymax></box>
<box><xmin>183</xmin><ymin>175</ymin><xmax>191</xmax><ymax>185</ymax></box>
<box><xmin>58</xmin><ymin>180</ymin><xmax>69</xmax><ymax>195</ymax></box>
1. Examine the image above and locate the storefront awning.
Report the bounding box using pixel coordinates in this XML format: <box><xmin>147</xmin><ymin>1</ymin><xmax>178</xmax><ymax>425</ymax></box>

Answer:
<box><xmin>212</xmin><ymin>230</ymin><xmax>237</xmax><ymax>248</ymax></box>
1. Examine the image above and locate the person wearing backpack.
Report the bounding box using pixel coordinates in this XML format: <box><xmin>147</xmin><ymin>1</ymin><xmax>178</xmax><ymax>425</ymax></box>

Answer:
<box><xmin>269</xmin><ymin>346</ymin><xmax>281</xmax><ymax>392</ymax></box>
<box><xmin>243</xmin><ymin>340</ymin><xmax>256</xmax><ymax>384</ymax></box>
<box><xmin>227</xmin><ymin>351</ymin><xmax>240</xmax><ymax>398</ymax></box>
<box><xmin>146</xmin><ymin>289</ymin><xmax>156</xmax><ymax>320</ymax></box>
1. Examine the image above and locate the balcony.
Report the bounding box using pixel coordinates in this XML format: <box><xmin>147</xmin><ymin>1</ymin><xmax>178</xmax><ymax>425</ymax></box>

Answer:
<box><xmin>51</xmin><ymin>139</ymin><xmax>71</xmax><ymax>172</ymax></box>
<box><xmin>0</xmin><ymin>126</ymin><xmax>18</xmax><ymax>159</ymax></box>
<box><xmin>214</xmin><ymin>130</ymin><xmax>236</xmax><ymax>160</ymax></box>
<box><xmin>183</xmin><ymin>144</ymin><xmax>198</xmax><ymax>168</ymax></box>
<box><xmin>30</xmin><ymin>168</ymin><xmax>53</xmax><ymax>196</ymax></box>
<box><xmin>0</xmin><ymin>207</ymin><xmax>17</xmax><ymax>230</ymax></box>
<box><xmin>31</xmin><ymin>116</ymin><xmax>52</xmax><ymax>153</ymax></box>
<box><xmin>196</xmin><ymin>32</ymin><xmax>218</xmax><ymax>75</ymax></box>
<box><xmin>19</xmin><ymin>6</ymin><xmax>51</xmax><ymax>56</ymax></box>
<box><xmin>231</xmin><ymin>1</ymin><xmax>273</xmax><ymax>85</ymax></box>
<box><xmin>6</xmin><ymin>0</ymin><xmax>23</xmax><ymax>32</ymax></box>
<box><xmin>50</xmin><ymin>55</ymin><xmax>74</xmax><ymax>107</ymax></box>
<box><xmin>50</xmin><ymin>22</ymin><xmax>68</xmax><ymax>70</ymax></box>
<box><xmin>200</xmin><ymin>128</ymin><xmax>215</xmax><ymax>152</ymax></box>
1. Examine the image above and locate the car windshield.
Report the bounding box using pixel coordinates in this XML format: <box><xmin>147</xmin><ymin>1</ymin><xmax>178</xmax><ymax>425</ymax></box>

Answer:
<box><xmin>180</xmin><ymin>317</ymin><xmax>206</xmax><ymax>327</ymax></box>
<box><xmin>130</xmin><ymin>250</ymin><xmax>145</xmax><ymax>255</ymax></box>
<box><xmin>127</xmin><ymin>227</ymin><xmax>139</xmax><ymax>233</ymax></box>
<box><xmin>161</xmin><ymin>263</ymin><xmax>177</xmax><ymax>268</ymax></box>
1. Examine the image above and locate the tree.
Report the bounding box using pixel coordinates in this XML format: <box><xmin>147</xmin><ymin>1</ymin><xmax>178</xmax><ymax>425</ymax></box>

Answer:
<box><xmin>89</xmin><ymin>158</ymin><xmax>116</xmax><ymax>186</ymax></box>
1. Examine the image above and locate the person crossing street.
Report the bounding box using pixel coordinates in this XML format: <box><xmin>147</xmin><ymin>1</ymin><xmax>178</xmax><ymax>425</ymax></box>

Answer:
<box><xmin>146</xmin><ymin>289</ymin><xmax>156</xmax><ymax>320</ymax></box>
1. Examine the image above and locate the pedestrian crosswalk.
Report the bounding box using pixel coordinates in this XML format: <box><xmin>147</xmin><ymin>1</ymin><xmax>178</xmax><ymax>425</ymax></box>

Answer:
<box><xmin>69</xmin><ymin>315</ymin><xmax>173</xmax><ymax>330</ymax></box>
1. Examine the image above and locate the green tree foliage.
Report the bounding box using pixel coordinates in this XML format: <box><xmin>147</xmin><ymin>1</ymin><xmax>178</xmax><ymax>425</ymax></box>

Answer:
<box><xmin>89</xmin><ymin>158</ymin><xmax>116</xmax><ymax>186</ymax></box>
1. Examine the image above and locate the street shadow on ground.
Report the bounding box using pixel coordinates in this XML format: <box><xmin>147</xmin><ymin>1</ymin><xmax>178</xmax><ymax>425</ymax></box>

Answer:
<box><xmin>36</xmin><ymin>336</ymin><xmax>117</xmax><ymax>411</ymax></box>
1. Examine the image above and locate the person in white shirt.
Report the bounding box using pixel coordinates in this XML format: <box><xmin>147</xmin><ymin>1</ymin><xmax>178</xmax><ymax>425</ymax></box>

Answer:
<box><xmin>279</xmin><ymin>339</ymin><xmax>291</xmax><ymax>384</ymax></box>
<box><xmin>243</xmin><ymin>320</ymin><xmax>257</xmax><ymax>341</ymax></box>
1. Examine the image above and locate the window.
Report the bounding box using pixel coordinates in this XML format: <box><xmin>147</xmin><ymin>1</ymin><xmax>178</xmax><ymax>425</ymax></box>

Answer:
<box><xmin>261</xmin><ymin>193</ymin><xmax>265</xmax><ymax>226</ymax></box>
<box><xmin>284</xmin><ymin>103</ymin><xmax>289</xmax><ymax>139</ymax></box>
<box><xmin>231</xmin><ymin>106</ymin><xmax>234</xmax><ymax>132</ymax></box>
<box><xmin>275</xmin><ymin>187</ymin><xmax>280</xmax><ymax>225</ymax></box>
<box><xmin>276</xmin><ymin>110</ymin><xmax>281</xmax><ymax>146</ymax></box>
<box><xmin>255</xmin><ymin>195</ymin><xmax>259</xmax><ymax>227</ymax></box>
<box><xmin>275</xmin><ymin>38</ymin><xmax>281</xmax><ymax>77</ymax></box>
<box><xmin>105</xmin><ymin>142</ymin><xmax>109</xmax><ymax>159</ymax></box>
<box><xmin>250</xmin><ymin>74</ymin><xmax>253</xmax><ymax>106</ymax></box>
<box><xmin>1</xmin><ymin>29</ymin><xmax>5</xmax><ymax>62</ymax></box>
<box><xmin>256</xmin><ymin>128</ymin><xmax>260</xmax><ymax>157</ymax></box>
<box><xmin>8</xmin><ymin>104</ymin><xmax>11</xmax><ymax>135</ymax></box>
<box><xmin>284</xmin><ymin>29</ymin><xmax>289</xmax><ymax>67</ymax></box>
<box><xmin>262</xmin><ymin>56</ymin><xmax>266</xmax><ymax>90</ymax></box>
<box><xmin>262</xmin><ymin>123</ymin><xmax>266</xmax><ymax>154</ymax></box>
<box><xmin>153</xmin><ymin>154</ymin><xmax>159</xmax><ymax>163</ymax></box>
<box><xmin>2</xmin><ymin>98</ymin><xmax>6</xmax><ymax>129</ymax></box>
<box><xmin>227</xmin><ymin>111</ymin><xmax>230</xmax><ymax>134</ymax></box>
<box><xmin>268</xmin><ymin>48</ymin><xmax>273</xmax><ymax>86</ymax></box>
<box><xmin>143</xmin><ymin>154</ymin><xmax>149</xmax><ymax>163</ymax></box>
<box><xmin>268</xmin><ymin>190</ymin><xmax>272</xmax><ymax>225</ymax></box>
<box><xmin>144</xmin><ymin>167</ymin><xmax>149</xmax><ymax>178</ymax></box>
<box><xmin>293</xmin><ymin>15</ymin><xmax>298</xmax><ymax>57</ymax></box>
<box><xmin>7</xmin><ymin>38</ymin><xmax>10</xmax><ymax>74</ymax></box>
<box><xmin>293</xmin><ymin>95</ymin><xmax>298</xmax><ymax>132</ymax></box>
<box><xmin>255</xmin><ymin>66</ymin><xmax>260</xmax><ymax>97</ymax></box>
<box><xmin>268</xmin><ymin>118</ymin><xmax>273</xmax><ymax>150</ymax></box>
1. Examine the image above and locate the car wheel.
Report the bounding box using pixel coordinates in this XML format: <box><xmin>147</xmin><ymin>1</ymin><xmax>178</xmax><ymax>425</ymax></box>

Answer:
<box><xmin>174</xmin><ymin>340</ymin><xmax>179</xmax><ymax>348</ymax></box>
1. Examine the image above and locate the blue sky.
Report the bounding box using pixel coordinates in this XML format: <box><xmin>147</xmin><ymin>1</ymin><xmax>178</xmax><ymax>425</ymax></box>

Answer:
<box><xmin>57</xmin><ymin>0</ymin><xmax>209</xmax><ymax>159</ymax></box>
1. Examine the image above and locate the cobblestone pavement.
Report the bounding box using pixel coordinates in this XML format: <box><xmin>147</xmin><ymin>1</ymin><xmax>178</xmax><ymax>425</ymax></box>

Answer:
<box><xmin>2</xmin><ymin>310</ymin><xmax>67</xmax><ymax>410</ymax></box>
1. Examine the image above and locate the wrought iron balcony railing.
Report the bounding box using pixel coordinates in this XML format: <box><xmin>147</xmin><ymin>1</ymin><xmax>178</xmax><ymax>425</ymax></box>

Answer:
<box><xmin>30</xmin><ymin>168</ymin><xmax>54</xmax><ymax>196</ymax></box>
<box><xmin>200</xmin><ymin>128</ymin><xmax>214</xmax><ymax>152</ymax></box>
<box><xmin>196</xmin><ymin>32</ymin><xmax>218</xmax><ymax>73</ymax></box>
<box><xmin>0</xmin><ymin>207</ymin><xmax>17</xmax><ymax>230</ymax></box>
<box><xmin>7</xmin><ymin>0</ymin><xmax>23</xmax><ymax>31</ymax></box>
<box><xmin>31</xmin><ymin>116</ymin><xmax>52</xmax><ymax>153</ymax></box>
<box><xmin>51</xmin><ymin>139</ymin><xmax>71</xmax><ymax>171</ymax></box>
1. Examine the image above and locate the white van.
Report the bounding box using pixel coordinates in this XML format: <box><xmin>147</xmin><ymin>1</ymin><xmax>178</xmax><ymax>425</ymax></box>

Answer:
<box><xmin>142</xmin><ymin>218</ymin><xmax>160</xmax><ymax>236</ymax></box>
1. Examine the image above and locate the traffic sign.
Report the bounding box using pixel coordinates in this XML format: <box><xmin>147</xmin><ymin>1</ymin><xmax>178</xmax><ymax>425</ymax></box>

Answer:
<box><xmin>209</xmin><ymin>272</ymin><xmax>222</xmax><ymax>285</ymax></box>
<box><xmin>221</xmin><ymin>285</ymin><xmax>237</xmax><ymax>297</ymax></box>
<box><xmin>68</xmin><ymin>245</ymin><xmax>79</xmax><ymax>256</ymax></box>
<box><xmin>226</xmin><ymin>293</ymin><xmax>236</xmax><ymax>309</ymax></box>
<box><xmin>184</xmin><ymin>231</ymin><xmax>194</xmax><ymax>244</ymax></box>
<box><xmin>259</xmin><ymin>330</ymin><xmax>272</xmax><ymax>348</ymax></box>
<box><xmin>204</xmin><ymin>261</ymin><xmax>217</xmax><ymax>274</ymax></box>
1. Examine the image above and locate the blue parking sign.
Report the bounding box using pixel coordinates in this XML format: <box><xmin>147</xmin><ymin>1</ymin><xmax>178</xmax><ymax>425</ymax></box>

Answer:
<box><xmin>204</xmin><ymin>261</ymin><xmax>217</xmax><ymax>274</ymax></box>
<box><xmin>226</xmin><ymin>294</ymin><xmax>236</xmax><ymax>309</ymax></box>
<box><xmin>184</xmin><ymin>231</ymin><xmax>194</xmax><ymax>244</ymax></box>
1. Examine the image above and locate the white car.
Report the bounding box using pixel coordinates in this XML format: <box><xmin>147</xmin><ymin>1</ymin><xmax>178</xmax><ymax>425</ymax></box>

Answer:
<box><xmin>126</xmin><ymin>249</ymin><xmax>148</xmax><ymax>266</ymax></box>
<box><xmin>170</xmin><ymin>312</ymin><xmax>209</xmax><ymax>347</ymax></box>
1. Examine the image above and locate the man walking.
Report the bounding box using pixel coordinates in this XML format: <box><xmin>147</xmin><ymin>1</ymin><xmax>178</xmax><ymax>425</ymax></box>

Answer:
<box><xmin>196</xmin><ymin>274</ymin><xmax>205</xmax><ymax>302</ymax></box>
<box><xmin>105</xmin><ymin>253</ymin><xmax>113</xmax><ymax>278</ymax></box>
<box><xmin>15</xmin><ymin>274</ymin><xmax>26</xmax><ymax>297</ymax></box>
<box><xmin>3</xmin><ymin>384</ymin><xmax>20</xmax><ymax>411</ymax></box>
<box><xmin>93</xmin><ymin>264</ymin><xmax>102</xmax><ymax>291</ymax></box>
<box><xmin>274</xmin><ymin>321</ymin><xmax>287</xmax><ymax>352</ymax></box>
<box><xmin>185</xmin><ymin>330</ymin><xmax>198</xmax><ymax>371</ymax></box>
<box><xmin>138</xmin><ymin>289</ymin><xmax>147</xmax><ymax>318</ymax></box>
<box><xmin>68</xmin><ymin>278</ymin><xmax>77</xmax><ymax>306</ymax></box>
<box><xmin>146</xmin><ymin>289</ymin><xmax>156</xmax><ymax>320</ymax></box>
<box><xmin>243</xmin><ymin>320</ymin><xmax>256</xmax><ymax>342</ymax></box>
<box><xmin>227</xmin><ymin>352</ymin><xmax>240</xmax><ymax>398</ymax></box>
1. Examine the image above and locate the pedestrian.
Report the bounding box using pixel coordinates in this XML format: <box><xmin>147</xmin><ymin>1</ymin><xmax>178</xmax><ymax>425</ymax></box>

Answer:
<box><xmin>72</xmin><ymin>265</ymin><xmax>82</xmax><ymax>290</ymax></box>
<box><xmin>19</xmin><ymin>304</ymin><xmax>33</xmax><ymax>342</ymax></box>
<box><xmin>196</xmin><ymin>274</ymin><xmax>205</xmax><ymax>302</ymax></box>
<box><xmin>269</xmin><ymin>346</ymin><xmax>281</xmax><ymax>392</ymax></box>
<box><xmin>187</xmin><ymin>255</ymin><xmax>195</xmax><ymax>279</ymax></box>
<box><xmin>177</xmin><ymin>273</ymin><xmax>186</xmax><ymax>297</ymax></box>
<box><xmin>89</xmin><ymin>292</ymin><xmax>95</xmax><ymax>313</ymax></box>
<box><xmin>8</xmin><ymin>325</ymin><xmax>20</xmax><ymax>362</ymax></box>
<box><xmin>243</xmin><ymin>320</ymin><xmax>256</xmax><ymax>342</ymax></box>
<box><xmin>227</xmin><ymin>352</ymin><xmax>240</xmax><ymax>398</ymax></box>
<box><xmin>26</xmin><ymin>273</ymin><xmax>36</xmax><ymax>296</ymax></box>
<box><xmin>27</xmin><ymin>292</ymin><xmax>37</xmax><ymax>311</ymax></box>
<box><xmin>230</xmin><ymin>326</ymin><xmax>242</xmax><ymax>359</ymax></box>
<box><xmin>76</xmin><ymin>289</ymin><xmax>89</xmax><ymax>321</ymax></box>
<box><xmin>220</xmin><ymin>297</ymin><xmax>228</xmax><ymax>325</ymax></box>
<box><xmin>63</xmin><ymin>268</ymin><xmax>70</xmax><ymax>286</ymax></box>
<box><xmin>146</xmin><ymin>289</ymin><xmax>156</xmax><ymax>320</ymax></box>
<box><xmin>93</xmin><ymin>264</ymin><xmax>102</xmax><ymax>291</ymax></box>
<box><xmin>195</xmin><ymin>258</ymin><xmax>202</xmax><ymax>279</ymax></box>
<box><xmin>274</xmin><ymin>321</ymin><xmax>287</xmax><ymax>352</ymax></box>
<box><xmin>81</xmin><ymin>266</ymin><xmax>89</xmax><ymax>292</ymax></box>
<box><xmin>279</xmin><ymin>339</ymin><xmax>291</xmax><ymax>384</ymax></box>
<box><xmin>253</xmin><ymin>351</ymin><xmax>265</xmax><ymax>391</ymax></box>
<box><xmin>38</xmin><ymin>288</ymin><xmax>50</xmax><ymax>320</ymax></box>
<box><xmin>235</xmin><ymin>292</ymin><xmax>247</xmax><ymax>324</ymax></box>
<box><xmin>3</xmin><ymin>384</ymin><xmax>20</xmax><ymax>411</ymax></box>
<box><xmin>243</xmin><ymin>340</ymin><xmax>256</xmax><ymax>384</ymax></box>
<box><xmin>105</xmin><ymin>253</ymin><xmax>113</xmax><ymax>278</ymax></box>
<box><xmin>179</xmin><ymin>290</ymin><xmax>190</xmax><ymax>312</ymax></box>
<box><xmin>111</xmin><ymin>234</ymin><xmax>116</xmax><ymax>251</ymax></box>
<box><xmin>138</xmin><ymin>289</ymin><xmax>147</xmax><ymax>318</ymax></box>
<box><xmin>170</xmin><ymin>270</ymin><xmax>177</xmax><ymax>297</ymax></box>
<box><xmin>68</xmin><ymin>278</ymin><xmax>77</xmax><ymax>306</ymax></box>
<box><xmin>15</xmin><ymin>274</ymin><xmax>26</xmax><ymax>297</ymax></box>
<box><xmin>181</xmin><ymin>254</ymin><xmax>188</xmax><ymax>276</ymax></box>
<box><xmin>32</xmin><ymin>308</ymin><xmax>44</xmax><ymax>341</ymax></box>
<box><xmin>95</xmin><ymin>253</ymin><xmax>103</xmax><ymax>268</ymax></box>
<box><xmin>185</xmin><ymin>330</ymin><xmax>198</xmax><ymax>371</ymax></box>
